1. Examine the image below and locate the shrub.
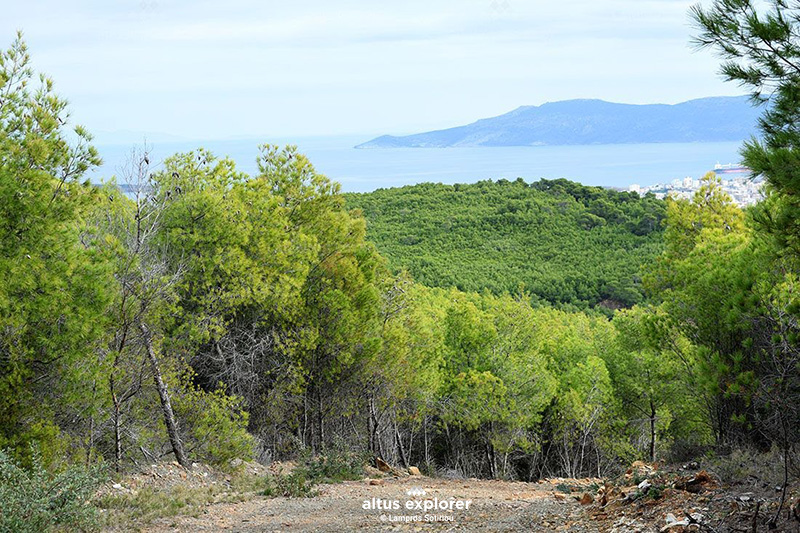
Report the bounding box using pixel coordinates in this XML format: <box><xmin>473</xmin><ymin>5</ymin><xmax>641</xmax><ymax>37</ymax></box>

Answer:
<box><xmin>704</xmin><ymin>446</ymin><xmax>788</xmax><ymax>485</ymax></box>
<box><xmin>302</xmin><ymin>446</ymin><xmax>368</xmax><ymax>483</ymax></box>
<box><xmin>556</xmin><ymin>483</ymin><xmax>572</xmax><ymax>494</ymax></box>
<box><xmin>647</xmin><ymin>485</ymin><xmax>664</xmax><ymax>500</ymax></box>
<box><xmin>96</xmin><ymin>471</ymin><xmax>268</xmax><ymax>528</ymax></box>
<box><xmin>0</xmin><ymin>447</ymin><xmax>105</xmax><ymax>533</ymax></box>
<box><xmin>262</xmin><ymin>472</ymin><xmax>317</xmax><ymax>498</ymax></box>
<box><xmin>171</xmin><ymin>378</ymin><xmax>254</xmax><ymax>468</ymax></box>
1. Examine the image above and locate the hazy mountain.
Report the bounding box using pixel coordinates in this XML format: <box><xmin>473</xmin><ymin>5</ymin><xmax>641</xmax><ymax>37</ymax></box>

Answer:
<box><xmin>355</xmin><ymin>96</ymin><xmax>760</xmax><ymax>148</ymax></box>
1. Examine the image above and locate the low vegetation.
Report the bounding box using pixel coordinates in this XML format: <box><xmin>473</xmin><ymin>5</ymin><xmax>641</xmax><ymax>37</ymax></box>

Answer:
<box><xmin>0</xmin><ymin>448</ymin><xmax>105</xmax><ymax>533</ymax></box>
<box><xmin>94</xmin><ymin>453</ymin><xmax>364</xmax><ymax>529</ymax></box>
<box><xmin>261</xmin><ymin>471</ymin><xmax>318</xmax><ymax>499</ymax></box>
<box><xmin>95</xmin><ymin>469</ymin><xmax>266</xmax><ymax>530</ymax></box>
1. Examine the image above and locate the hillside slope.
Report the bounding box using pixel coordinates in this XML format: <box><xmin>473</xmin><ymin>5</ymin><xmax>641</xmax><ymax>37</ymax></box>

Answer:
<box><xmin>356</xmin><ymin>96</ymin><xmax>759</xmax><ymax>148</ymax></box>
<box><xmin>345</xmin><ymin>178</ymin><xmax>666</xmax><ymax>309</ymax></box>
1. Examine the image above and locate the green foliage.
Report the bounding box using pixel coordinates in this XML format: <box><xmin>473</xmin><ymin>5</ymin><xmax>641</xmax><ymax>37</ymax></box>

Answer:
<box><xmin>555</xmin><ymin>483</ymin><xmax>572</xmax><ymax>494</ymax></box>
<box><xmin>646</xmin><ymin>484</ymin><xmax>664</xmax><ymax>500</ymax></box>
<box><xmin>704</xmin><ymin>446</ymin><xmax>788</xmax><ymax>485</ymax></box>
<box><xmin>411</xmin><ymin>287</ymin><xmax>629</xmax><ymax>477</ymax></box>
<box><xmin>149</xmin><ymin>145</ymin><xmax>386</xmax><ymax>456</ymax></box>
<box><xmin>301</xmin><ymin>447</ymin><xmax>368</xmax><ymax>483</ymax></box>
<box><xmin>442</xmin><ymin>369</ymin><xmax>510</xmax><ymax>432</ymax></box>
<box><xmin>96</xmin><ymin>482</ymin><xmax>252</xmax><ymax>527</ymax></box>
<box><xmin>643</xmin><ymin>176</ymin><xmax>753</xmax><ymax>440</ymax></box>
<box><xmin>345</xmin><ymin>178</ymin><xmax>665</xmax><ymax>310</ymax></box>
<box><xmin>692</xmin><ymin>13</ymin><xmax>800</xmax><ymax>510</ymax></box>
<box><xmin>262</xmin><ymin>471</ymin><xmax>318</xmax><ymax>498</ymax></box>
<box><xmin>627</xmin><ymin>482</ymin><xmax>665</xmax><ymax>502</ymax></box>
<box><xmin>644</xmin><ymin>167</ymin><xmax>800</xmax><ymax>456</ymax></box>
<box><xmin>692</xmin><ymin>0</ymin><xmax>800</xmax><ymax>252</ymax></box>
<box><xmin>171</xmin><ymin>377</ymin><xmax>254</xmax><ymax>467</ymax></box>
<box><xmin>607</xmin><ymin>306</ymin><xmax>708</xmax><ymax>460</ymax></box>
<box><xmin>154</xmin><ymin>148</ymin><xmax>313</xmax><ymax>342</ymax></box>
<box><xmin>0</xmin><ymin>33</ymin><xmax>113</xmax><ymax>463</ymax></box>
<box><xmin>0</xmin><ymin>447</ymin><xmax>105</xmax><ymax>533</ymax></box>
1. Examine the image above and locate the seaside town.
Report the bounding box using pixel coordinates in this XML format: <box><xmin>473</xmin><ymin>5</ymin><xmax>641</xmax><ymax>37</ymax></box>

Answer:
<box><xmin>627</xmin><ymin>163</ymin><xmax>765</xmax><ymax>207</ymax></box>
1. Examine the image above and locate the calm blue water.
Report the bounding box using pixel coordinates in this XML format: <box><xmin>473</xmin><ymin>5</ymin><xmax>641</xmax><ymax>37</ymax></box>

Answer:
<box><xmin>89</xmin><ymin>135</ymin><xmax>746</xmax><ymax>192</ymax></box>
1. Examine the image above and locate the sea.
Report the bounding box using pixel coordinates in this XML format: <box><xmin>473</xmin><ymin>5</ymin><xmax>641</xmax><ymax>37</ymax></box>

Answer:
<box><xmin>87</xmin><ymin>135</ymin><xmax>747</xmax><ymax>193</ymax></box>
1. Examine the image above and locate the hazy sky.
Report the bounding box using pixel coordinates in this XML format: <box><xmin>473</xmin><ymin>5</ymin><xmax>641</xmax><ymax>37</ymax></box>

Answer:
<box><xmin>3</xmin><ymin>0</ymin><xmax>740</xmax><ymax>140</ymax></box>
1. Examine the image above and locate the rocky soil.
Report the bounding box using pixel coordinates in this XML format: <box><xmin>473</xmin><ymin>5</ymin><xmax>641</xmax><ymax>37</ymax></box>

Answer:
<box><xmin>139</xmin><ymin>474</ymin><xmax>597</xmax><ymax>532</ymax></box>
<box><xmin>100</xmin><ymin>461</ymin><xmax>800</xmax><ymax>532</ymax></box>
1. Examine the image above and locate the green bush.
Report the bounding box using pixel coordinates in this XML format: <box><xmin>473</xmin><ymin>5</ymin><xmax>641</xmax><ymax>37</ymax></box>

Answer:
<box><xmin>96</xmin><ymin>472</ymin><xmax>268</xmax><ymax>528</ymax></box>
<box><xmin>0</xmin><ymin>447</ymin><xmax>105</xmax><ymax>533</ymax></box>
<box><xmin>262</xmin><ymin>472</ymin><xmax>318</xmax><ymax>498</ymax></box>
<box><xmin>259</xmin><ymin>445</ymin><xmax>366</xmax><ymax>499</ymax></box>
<box><xmin>556</xmin><ymin>483</ymin><xmax>572</xmax><ymax>494</ymax></box>
<box><xmin>647</xmin><ymin>485</ymin><xmax>664</xmax><ymax>500</ymax></box>
<box><xmin>302</xmin><ymin>446</ymin><xmax>368</xmax><ymax>483</ymax></box>
<box><xmin>704</xmin><ymin>446</ymin><xmax>787</xmax><ymax>485</ymax></box>
<box><xmin>171</xmin><ymin>377</ymin><xmax>255</xmax><ymax>468</ymax></box>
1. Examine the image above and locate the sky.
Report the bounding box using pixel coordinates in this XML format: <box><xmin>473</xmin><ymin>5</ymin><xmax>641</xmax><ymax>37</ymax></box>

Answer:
<box><xmin>2</xmin><ymin>0</ymin><xmax>741</xmax><ymax>141</ymax></box>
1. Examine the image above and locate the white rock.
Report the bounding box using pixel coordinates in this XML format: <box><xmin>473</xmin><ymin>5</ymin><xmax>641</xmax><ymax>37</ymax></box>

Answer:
<box><xmin>661</xmin><ymin>520</ymin><xmax>689</xmax><ymax>531</ymax></box>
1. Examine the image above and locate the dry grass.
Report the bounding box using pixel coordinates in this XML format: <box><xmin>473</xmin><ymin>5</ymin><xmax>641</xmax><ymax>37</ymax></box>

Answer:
<box><xmin>96</xmin><ymin>472</ymin><xmax>269</xmax><ymax>531</ymax></box>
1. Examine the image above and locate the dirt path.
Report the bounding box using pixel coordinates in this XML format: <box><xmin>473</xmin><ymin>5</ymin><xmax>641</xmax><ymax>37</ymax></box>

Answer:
<box><xmin>143</xmin><ymin>476</ymin><xmax>599</xmax><ymax>532</ymax></box>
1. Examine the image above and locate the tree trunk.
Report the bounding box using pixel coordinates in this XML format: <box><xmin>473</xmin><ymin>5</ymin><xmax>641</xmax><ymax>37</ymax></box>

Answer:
<box><xmin>649</xmin><ymin>400</ymin><xmax>657</xmax><ymax>463</ymax></box>
<box><xmin>395</xmin><ymin>420</ymin><xmax>408</xmax><ymax>468</ymax></box>
<box><xmin>770</xmin><ymin>417</ymin><xmax>790</xmax><ymax>527</ymax></box>
<box><xmin>300</xmin><ymin>393</ymin><xmax>308</xmax><ymax>448</ymax></box>
<box><xmin>140</xmin><ymin>323</ymin><xmax>189</xmax><ymax>468</ymax></box>
<box><xmin>316</xmin><ymin>390</ymin><xmax>324</xmax><ymax>451</ymax></box>
<box><xmin>423</xmin><ymin>415</ymin><xmax>429</xmax><ymax>468</ymax></box>
<box><xmin>86</xmin><ymin>380</ymin><xmax>97</xmax><ymax>466</ymax></box>
<box><xmin>369</xmin><ymin>398</ymin><xmax>384</xmax><ymax>459</ymax></box>
<box><xmin>368</xmin><ymin>396</ymin><xmax>376</xmax><ymax>454</ymax></box>
<box><xmin>486</xmin><ymin>441</ymin><xmax>497</xmax><ymax>479</ymax></box>
<box><xmin>113</xmin><ymin>394</ymin><xmax>122</xmax><ymax>471</ymax></box>
<box><xmin>110</xmin><ymin>369</ymin><xmax>122</xmax><ymax>472</ymax></box>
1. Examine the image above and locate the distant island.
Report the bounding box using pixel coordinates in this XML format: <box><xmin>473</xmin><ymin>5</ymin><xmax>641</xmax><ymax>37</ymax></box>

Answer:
<box><xmin>355</xmin><ymin>96</ymin><xmax>760</xmax><ymax>148</ymax></box>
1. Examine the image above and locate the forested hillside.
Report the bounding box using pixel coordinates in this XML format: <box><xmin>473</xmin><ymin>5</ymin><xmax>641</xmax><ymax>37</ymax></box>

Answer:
<box><xmin>345</xmin><ymin>179</ymin><xmax>666</xmax><ymax>310</ymax></box>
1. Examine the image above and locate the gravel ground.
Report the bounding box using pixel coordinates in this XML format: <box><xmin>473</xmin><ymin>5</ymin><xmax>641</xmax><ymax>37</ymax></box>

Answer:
<box><xmin>104</xmin><ymin>461</ymin><xmax>800</xmax><ymax>532</ymax></box>
<box><xmin>142</xmin><ymin>476</ymin><xmax>600</xmax><ymax>532</ymax></box>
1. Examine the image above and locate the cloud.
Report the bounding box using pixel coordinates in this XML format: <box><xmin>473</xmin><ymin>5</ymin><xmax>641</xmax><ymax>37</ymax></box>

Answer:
<box><xmin>0</xmin><ymin>0</ymin><xmax>736</xmax><ymax>138</ymax></box>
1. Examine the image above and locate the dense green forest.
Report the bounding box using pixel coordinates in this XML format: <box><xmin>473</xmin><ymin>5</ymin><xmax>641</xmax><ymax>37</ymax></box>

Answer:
<box><xmin>345</xmin><ymin>179</ymin><xmax>666</xmax><ymax>310</ymax></box>
<box><xmin>3</xmin><ymin>1</ymin><xmax>800</xmax><ymax>526</ymax></box>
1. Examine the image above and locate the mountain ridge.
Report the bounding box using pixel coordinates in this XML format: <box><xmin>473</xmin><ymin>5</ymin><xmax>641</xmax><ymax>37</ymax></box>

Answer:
<box><xmin>355</xmin><ymin>96</ymin><xmax>760</xmax><ymax>148</ymax></box>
